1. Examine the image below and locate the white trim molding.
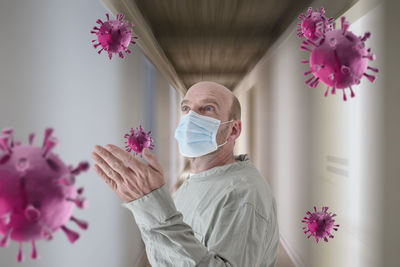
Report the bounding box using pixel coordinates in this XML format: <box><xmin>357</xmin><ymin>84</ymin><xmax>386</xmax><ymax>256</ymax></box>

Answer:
<box><xmin>100</xmin><ymin>0</ymin><xmax>187</xmax><ymax>95</ymax></box>
<box><xmin>279</xmin><ymin>233</ymin><xmax>305</xmax><ymax>267</ymax></box>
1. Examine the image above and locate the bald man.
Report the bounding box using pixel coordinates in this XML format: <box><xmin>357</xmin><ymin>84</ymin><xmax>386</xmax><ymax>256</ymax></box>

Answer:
<box><xmin>92</xmin><ymin>81</ymin><xmax>279</xmax><ymax>267</ymax></box>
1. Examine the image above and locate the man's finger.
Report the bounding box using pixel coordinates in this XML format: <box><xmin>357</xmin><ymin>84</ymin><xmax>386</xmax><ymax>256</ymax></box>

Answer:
<box><xmin>142</xmin><ymin>148</ymin><xmax>163</xmax><ymax>173</ymax></box>
<box><xmin>93</xmin><ymin>164</ymin><xmax>118</xmax><ymax>191</ymax></box>
<box><xmin>92</xmin><ymin>151</ymin><xmax>123</xmax><ymax>183</ymax></box>
<box><xmin>93</xmin><ymin>146</ymin><xmax>129</xmax><ymax>178</ymax></box>
<box><xmin>104</xmin><ymin>144</ymin><xmax>146</xmax><ymax>170</ymax></box>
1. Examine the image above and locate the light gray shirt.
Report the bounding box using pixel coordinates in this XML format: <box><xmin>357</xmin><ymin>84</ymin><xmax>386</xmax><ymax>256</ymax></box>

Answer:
<box><xmin>122</xmin><ymin>154</ymin><xmax>279</xmax><ymax>267</ymax></box>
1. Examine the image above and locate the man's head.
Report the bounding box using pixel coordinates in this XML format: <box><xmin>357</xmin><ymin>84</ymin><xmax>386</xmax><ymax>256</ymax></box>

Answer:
<box><xmin>180</xmin><ymin>81</ymin><xmax>242</xmax><ymax>158</ymax></box>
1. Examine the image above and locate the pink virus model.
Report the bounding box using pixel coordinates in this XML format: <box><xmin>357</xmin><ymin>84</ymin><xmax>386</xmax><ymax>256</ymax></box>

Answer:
<box><xmin>301</xmin><ymin>206</ymin><xmax>339</xmax><ymax>243</ymax></box>
<box><xmin>0</xmin><ymin>128</ymin><xmax>89</xmax><ymax>262</ymax></box>
<box><xmin>124</xmin><ymin>125</ymin><xmax>154</xmax><ymax>157</ymax></box>
<box><xmin>91</xmin><ymin>13</ymin><xmax>138</xmax><ymax>59</ymax></box>
<box><xmin>297</xmin><ymin>7</ymin><xmax>333</xmax><ymax>42</ymax></box>
<box><xmin>299</xmin><ymin>15</ymin><xmax>379</xmax><ymax>101</ymax></box>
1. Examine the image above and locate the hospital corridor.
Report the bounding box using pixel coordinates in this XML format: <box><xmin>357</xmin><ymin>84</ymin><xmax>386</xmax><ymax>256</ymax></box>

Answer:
<box><xmin>0</xmin><ymin>0</ymin><xmax>399</xmax><ymax>266</ymax></box>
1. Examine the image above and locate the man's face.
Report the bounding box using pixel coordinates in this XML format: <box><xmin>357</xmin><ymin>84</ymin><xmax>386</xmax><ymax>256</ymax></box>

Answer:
<box><xmin>180</xmin><ymin>82</ymin><xmax>233</xmax><ymax>147</ymax></box>
<box><xmin>181</xmin><ymin>82</ymin><xmax>232</xmax><ymax>121</ymax></box>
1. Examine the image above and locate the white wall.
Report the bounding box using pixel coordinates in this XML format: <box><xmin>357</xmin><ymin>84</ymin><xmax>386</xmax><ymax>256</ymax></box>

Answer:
<box><xmin>308</xmin><ymin>4</ymin><xmax>384</xmax><ymax>266</ymax></box>
<box><xmin>0</xmin><ymin>0</ymin><xmax>175</xmax><ymax>266</ymax></box>
<box><xmin>234</xmin><ymin>0</ymin><xmax>388</xmax><ymax>266</ymax></box>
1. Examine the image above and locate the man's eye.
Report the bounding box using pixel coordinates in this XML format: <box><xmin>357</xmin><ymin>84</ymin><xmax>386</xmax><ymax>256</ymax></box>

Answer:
<box><xmin>205</xmin><ymin>106</ymin><xmax>214</xmax><ymax>112</ymax></box>
<box><xmin>182</xmin><ymin>106</ymin><xmax>189</xmax><ymax>112</ymax></box>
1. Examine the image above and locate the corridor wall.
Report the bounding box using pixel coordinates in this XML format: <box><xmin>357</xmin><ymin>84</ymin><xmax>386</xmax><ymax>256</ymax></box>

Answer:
<box><xmin>0</xmin><ymin>0</ymin><xmax>177</xmax><ymax>266</ymax></box>
<box><xmin>233</xmin><ymin>0</ymin><xmax>392</xmax><ymax>266</ymax></box>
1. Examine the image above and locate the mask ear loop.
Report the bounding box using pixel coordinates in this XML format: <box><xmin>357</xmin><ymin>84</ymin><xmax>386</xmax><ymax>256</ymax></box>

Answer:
<box><xmin>220</xmin><ymin>119</ymin><xmax>234</xmax><ymax>125</ymax></box>
<box><xmin>217</xmin><ymin>141</ymin><xmax>227</xmax><ymax>148</ymax></box>
<box><xmin>216</xmin><ymin>120</ymin><xmax>234</xmax><ymax>147</ymax></box>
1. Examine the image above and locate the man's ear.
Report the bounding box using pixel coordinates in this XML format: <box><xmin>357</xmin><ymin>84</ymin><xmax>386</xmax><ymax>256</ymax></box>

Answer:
<box><xmin>229</xmin><ymin>120</ymin><xmax>242</xmax><ymax>142</ymax></box>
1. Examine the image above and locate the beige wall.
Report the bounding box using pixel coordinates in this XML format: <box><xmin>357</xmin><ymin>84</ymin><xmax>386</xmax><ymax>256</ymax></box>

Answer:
<box><xmin>234</xmin><ymin>0</ymin><xmax>393</xmax><ymax>266</ymax></box>
<box><xmin>154</xmin><ymin>71</ymin><xmax>183</xmax><ymax>191</ymax></box>
<box><xmin>382</xmin><ymin>0</ymin><xmax>400</xmax><ymax>266</ymax></box>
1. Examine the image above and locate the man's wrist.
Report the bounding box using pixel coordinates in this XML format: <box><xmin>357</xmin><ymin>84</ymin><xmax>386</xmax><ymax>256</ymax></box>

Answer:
<box><xmin>121</xmin><ymin>183</ymin><xmax>179</xmax><ymax>227</ymax></box>
<box><xmin>122</xmin><ymin>182</ymin><xmax>167</xmax><ymax>203</ymax></box>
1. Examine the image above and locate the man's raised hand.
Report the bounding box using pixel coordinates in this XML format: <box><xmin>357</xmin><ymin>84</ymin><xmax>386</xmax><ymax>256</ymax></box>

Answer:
<box><xmin>92</xmin><ymin>144</ymin><xmax>165</xmax><ymax>203</ymax></box>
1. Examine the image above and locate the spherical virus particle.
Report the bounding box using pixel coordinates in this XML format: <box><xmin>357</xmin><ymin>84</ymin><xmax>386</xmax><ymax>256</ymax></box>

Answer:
<box><xmin>0</xmin><ymin>128</ymin><xmax>89</xmax><ymax>262</ymax></box>
<box><xmin>124</xmin><ymin>125</ymin><xmax>154</xmax><ymax>157</ymax></box>
<box><xmin>301</xmin><ymin>206</ymin><xmax>339</xmax><ymax>243</ymax></box>
<box><xmin>91</xmin><ymin>13</ymin><xmax>138</xmax><ymax>59</ymax></box>
<box><xmin>297</xmin><ymin>7</ymin><xmax>333</xmax><ymax>42</ymax></box>
<box><xmin>300</xmin><ymin>16</ymin><xmax>379</xmax><ymax>101</ymax></box>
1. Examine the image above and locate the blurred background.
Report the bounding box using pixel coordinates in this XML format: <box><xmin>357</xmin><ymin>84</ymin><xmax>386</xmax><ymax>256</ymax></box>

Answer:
<box><xmin>0</xmin><ymin>0</ymin><xmax>399</xmax><ymax>266</ymax></box>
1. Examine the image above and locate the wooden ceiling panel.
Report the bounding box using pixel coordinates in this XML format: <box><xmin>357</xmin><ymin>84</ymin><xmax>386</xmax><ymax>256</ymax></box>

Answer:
<box><xmin>133</xmin><ymin>0</ymin><xmax>311</xmax><ymax>90</ymax></box>
<box><xmin>135</xmin><ymin>0</ymin><xmax>285</xmax><ymax>34</ymax></box>
<box><xmin>182</xmin><ymin>72</ymin><xmax>243</xmax><ymax>90</ymax></box>
<box><xmin>161</xmin><ymin>36</ymin><xmax>270</xmax><ymax>72</ymax></box>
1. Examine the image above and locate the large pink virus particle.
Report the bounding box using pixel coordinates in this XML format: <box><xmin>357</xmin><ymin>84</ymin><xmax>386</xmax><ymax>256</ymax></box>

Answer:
<box><xmin>91</xmin><ymin>13</ymin><xmax>138</xmax><ymax>59</ymax></box>
<box><xmin>0</xmin><ymin>128</ymin><xmax>89</xmax><ymax>262</ymax></box>
<box><xmin>297</xmin><ymin>7</ymin><xmax>333</xmax><ymax>42</ymax></box>
<box><xmin>301</xmin><ymin>206</ymin><xmax>339</xmax><ymax>243</ymax></box>
<box><xmin>124</xmin><ymin>125</ymin><xmax>154</xmax><ymax>157</ymax></box>
<box><xmin>300</xmin><ymin>16</ymin><xmax>379</xmax><ymax>101</ymax></box>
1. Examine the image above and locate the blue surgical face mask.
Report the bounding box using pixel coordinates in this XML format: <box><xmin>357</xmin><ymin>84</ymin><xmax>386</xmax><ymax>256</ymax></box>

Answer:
<box><xmin>174</xmin><ymin>110</ymin><xmax>233</xmax><ymax>158</ymax></box>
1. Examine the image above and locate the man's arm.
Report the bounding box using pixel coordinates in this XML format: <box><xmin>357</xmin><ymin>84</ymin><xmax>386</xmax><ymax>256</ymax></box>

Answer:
<box><xmin>91</xmin><ymin>145</ymin><xmax>272</xmax><ymax>266</ymax></box>
<box><xmin>123</xmin><ymin>184</ymin><xmax>270</xmax><ymax>267</ymax></box>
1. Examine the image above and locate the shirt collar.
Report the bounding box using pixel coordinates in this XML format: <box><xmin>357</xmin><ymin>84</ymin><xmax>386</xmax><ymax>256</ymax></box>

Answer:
<box><xmin>187</xmin><ymin>154</ymin><xmax>250</xmax><ymax>181</ymax></box>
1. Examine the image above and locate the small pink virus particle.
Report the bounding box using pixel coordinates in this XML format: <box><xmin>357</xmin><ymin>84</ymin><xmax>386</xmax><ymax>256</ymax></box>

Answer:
<box><xmin>0</xmin><ymin>128</ymin><xmax>89</xmax><ymax>262</ymax></box>
<box><xmin>301</xmin><ymin>206</ymin><xmax>339</xmax><ymax>243</ymax></box>
<box><xmin>124</xmin><ymin>125</ymin><xmax>154</xmax><ymax>157</ymax></box>
<box><xmin>297</xmin><ymin>7</ymin><xmax>333</xmax><ymax>42</ymax></box>
<box><xmin>91</xmin><ymin>13</ymin><xmax>138</xmax><ymax>59</ymax></box>
<box><xmin>300</xmin><ymin>16</ymin><xmax>379</xmax><ymax>101</ymax></box>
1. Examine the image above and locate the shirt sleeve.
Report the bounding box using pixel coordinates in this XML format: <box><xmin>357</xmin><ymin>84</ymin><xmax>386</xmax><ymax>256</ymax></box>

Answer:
<box><xmin>121</xmin><ymin>184</ymin><xmax>270</xmax><ymax>267</ymax></box>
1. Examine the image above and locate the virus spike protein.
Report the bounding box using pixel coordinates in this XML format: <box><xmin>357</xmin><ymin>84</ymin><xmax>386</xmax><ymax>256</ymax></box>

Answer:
<box><xmin>301</xmin><ymin>206</ymin><xmax>340</xmax><ymax>243</ymax></box>
<box><xmin>0</xmin><ymin>128</ymin><xmax>89</xmax><ymax>262</ymax></box>
<box><xmin>124</xmin><ymin>125</ymin><xmax>154</xmax><ymax>157</ymax></box>
<box><xmin>91</xmin><ymin>13</ymin><xmax>138</xmax><ymax>59</ymax></box>
<box><xmin>297</xmin><ymin>7</ymin><xmax>332</xmax><ymax>42</ymax></box>
<box><xmin>299</xmin><ymin>15</ymin><xmax>378</xmax><ymax>101</ymax></box>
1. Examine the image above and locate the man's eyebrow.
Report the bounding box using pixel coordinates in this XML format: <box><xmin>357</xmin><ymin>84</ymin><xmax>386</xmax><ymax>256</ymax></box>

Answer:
<box><xmin>201</xmin><ymin>98</ymin><xmax>220</xmax><ymax>108</ymax></box>
<box><xmin>181</xmin><ymin>99</ymin><xmax>190</xmax><ymax>106</ymax></box>
<box><xmin>180</xmin><ymin>99</ymin><xmax>220</xmax><ymax>108</ymax></box>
